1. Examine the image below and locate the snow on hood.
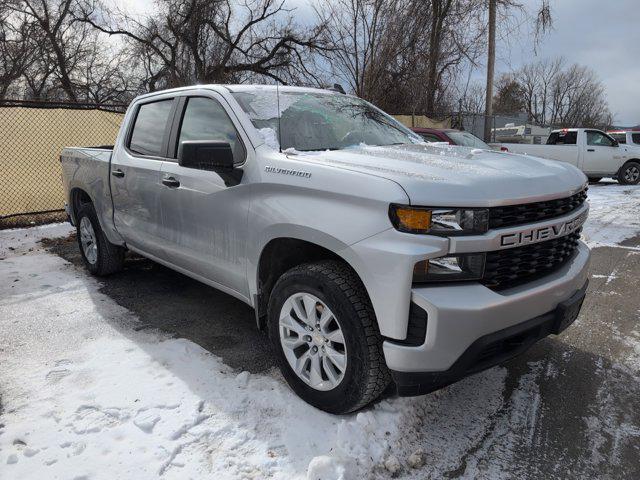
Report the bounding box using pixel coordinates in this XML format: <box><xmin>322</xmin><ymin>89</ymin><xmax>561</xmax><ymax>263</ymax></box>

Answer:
<box><xmin>290</xmin><ymin>143</ymin><xmax>587</xmax><ymax>207</ymax></box>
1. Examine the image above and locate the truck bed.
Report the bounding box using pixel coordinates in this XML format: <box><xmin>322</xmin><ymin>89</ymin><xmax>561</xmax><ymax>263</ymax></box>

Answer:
<box><xmin>499</xmin><ymin>144</ymin><xmax>578</xmax><ymax>166</ymax></box>
<box><xmin>60</xmin><ymin>147</ymin><xmax>114</xmax><ymax>230</ymax></box>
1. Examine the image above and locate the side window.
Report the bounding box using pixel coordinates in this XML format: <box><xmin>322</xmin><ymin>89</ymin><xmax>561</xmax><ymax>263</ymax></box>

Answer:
<box><xmin>129</xmin><ymin>100</ymin><xmax>174</xmax><ymax>156</ymax></box>
<box><xmin>420</xmin><ymin>133</ymin><xmax>442</xmax><ymax>143</ymax></box>
<box><xmin>547</xmin><ymin>131</ymin><xmax>577</xmax><ymax>145</ymax></box>
<box><xmin>178</xmin><ymin>97</ymin><xmax>245</xmax><ymax>165</ymax></box>
<box><xmin>586</xmin><ymin>130</ymin><xmax>614</xmax><ymax>147</ymax></box>
<box><xmin>631</xmin><ymin>133</ymin><xmax>640</xmax><ymax>145</ymax></box>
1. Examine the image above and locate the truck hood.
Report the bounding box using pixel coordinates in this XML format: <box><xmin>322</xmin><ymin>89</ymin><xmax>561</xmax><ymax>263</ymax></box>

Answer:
<box><xmin>293</xmin><ymin>144</ymin><xmax>587</xmax><ymax>207</ymax></box>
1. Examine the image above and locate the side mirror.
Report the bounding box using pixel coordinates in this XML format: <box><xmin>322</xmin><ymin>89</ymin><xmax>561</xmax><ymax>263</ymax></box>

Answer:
<box><xmin>612</xmin><ymin>139</ymin><xmax>619</xmax><ymax>147</ymax></box>
<box><xmin>179</xmin><ymin>141</ymin><xmax>234</xmax><ymax>171</ymax></box>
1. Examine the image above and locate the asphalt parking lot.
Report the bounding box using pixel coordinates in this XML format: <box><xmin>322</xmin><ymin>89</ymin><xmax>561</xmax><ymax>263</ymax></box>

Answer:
<box><xmin>40</xmin><ymin>230</ymin><xmax>640</xmax><ymax>478</ymax></box>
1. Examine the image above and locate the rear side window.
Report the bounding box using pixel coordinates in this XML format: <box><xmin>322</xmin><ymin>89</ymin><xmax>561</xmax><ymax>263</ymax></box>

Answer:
<box><xmin>632</xmin><ymin>133</ymin><xmax>640</xmax><ymax>145</ymax></box>
<box><xmin>547</xmin><ymin>131</ymin><xmax>577</xmax><ymax>145</ymax></box>
<box><xmin>129</xmin><ymin>100</ymin><xmax>174</xmax><ymax>156</ymax></box>
<box><xmin>177</xmin><ymin>97</ymin><xmax>245</xmax><ymax>164</ymax></box>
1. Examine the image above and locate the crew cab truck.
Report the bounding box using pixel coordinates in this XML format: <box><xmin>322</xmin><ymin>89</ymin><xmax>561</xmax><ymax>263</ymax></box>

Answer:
<box><xmin>61</xmin><ymin>85</ymin><xmax>590</xmax><ymax>414</ymax></box>
<box><xmin>501</xmin><ymin>128</ymin><xmax>640</xmax><ymax>184</ymax></box>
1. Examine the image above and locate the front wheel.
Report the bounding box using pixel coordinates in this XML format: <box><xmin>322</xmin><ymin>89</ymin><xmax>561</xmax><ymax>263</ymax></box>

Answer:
<box><xmin>618</xmin><ymin>161</ymin><xmax>640</xmax><ymax>185</ymax></box>
<box><xmin>267</xmin><ymin>260</ymin><xmax>390</xmax><ymax>414</ymax></box>
<box><xmin>75</xmin><ymin>203</ymin><xmax>125</xmax><ymax>276</ymax></box>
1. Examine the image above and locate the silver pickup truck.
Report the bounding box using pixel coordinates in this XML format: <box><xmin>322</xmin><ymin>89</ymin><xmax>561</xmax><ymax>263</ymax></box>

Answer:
<box><xmin>61</xmin><ymin>85</ymin><xmax>590</xmax><ymax>414</ymax></box>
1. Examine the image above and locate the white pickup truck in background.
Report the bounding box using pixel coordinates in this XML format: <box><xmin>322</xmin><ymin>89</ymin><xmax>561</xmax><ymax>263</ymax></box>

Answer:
<box><xmin>500</xmin><ymin>128</ymin><xmax>640</xmax><ymax>184</ymax></box>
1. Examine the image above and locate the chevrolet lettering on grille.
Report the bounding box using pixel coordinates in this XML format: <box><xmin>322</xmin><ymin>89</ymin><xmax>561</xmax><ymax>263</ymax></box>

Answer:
<box><xmin>499</xmin><ymin>210</ymin><xmax>588</xmax><ymax>248</ymax></box>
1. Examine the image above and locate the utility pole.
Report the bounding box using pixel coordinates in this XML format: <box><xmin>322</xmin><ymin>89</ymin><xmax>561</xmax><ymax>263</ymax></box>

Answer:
<box><xmin>483</xmin><ymin>0</ymin><xmax>496</xmax><ymax>143</ymax></box>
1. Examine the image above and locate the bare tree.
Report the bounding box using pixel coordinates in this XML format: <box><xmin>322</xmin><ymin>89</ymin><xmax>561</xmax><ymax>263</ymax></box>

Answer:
<box><xmin>11</xmin><ymin>0</ymin><xmax>86</xmax><ymax>100</ymax></box>
<box><xmin>0</xmin><ymin>6</ymin><xmax>35</xmax><ymax>98</ymax></box>
<box><xmin>459</xmin><ymin>81</ymin><xmax>485</xmax><ymax>113</ymax></box>
<box><xmin>78</xmin><ymin>0</ymin><xmax>331</xmax><ymax>91</ymax></box>
<box><xmin>314</xmin><ymin>0</ymin><xmax>389</xmax><ymax>98</ymax></box>
<box><xmin>483</xmin><ymin>0</ymin><xmax>553</xmax><ymax>140</ymax></box>
<box><xmin>517</xmin><ymin>57</ymin><xmax>562</xmax><ymax>124</ymax></box>
<box><xmin>316</xmin><ymin>0</ymin><xmax>485</xmax><ymax>115</ymax></box>
<box><xmin>513</xmin><ymin>58</ymin><xmax>611</xmax><ymax>128</ymax></box>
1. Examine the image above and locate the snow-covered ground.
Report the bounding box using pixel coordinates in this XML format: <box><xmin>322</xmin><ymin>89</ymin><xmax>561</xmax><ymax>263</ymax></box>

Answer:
<box><xmin>0</xmin><ymin>183</ymin><xmax>639</xmax><ymax>480</ymax></box>
<box><xmin>582</xmin><ymin>181</ymin><xmax>640</xmax><ymax>248</ymax></box>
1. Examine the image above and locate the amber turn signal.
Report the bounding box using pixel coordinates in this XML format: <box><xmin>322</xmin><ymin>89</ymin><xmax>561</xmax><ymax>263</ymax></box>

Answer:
<box><xmin>389</xmin><ymin>205</ymin><xmax>432</xmax><ymax>233</ymax></box>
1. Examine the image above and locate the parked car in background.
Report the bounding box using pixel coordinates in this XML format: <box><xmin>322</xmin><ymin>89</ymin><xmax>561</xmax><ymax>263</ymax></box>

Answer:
<box><xmin>607</xmin><ymin>130</ymin><xmax>640</xmax><ymax>147</ymax></box>
<box><xmin>61</xmin><ymin>85</ymin><xmax>590</xmax><ymax>413</ymax></box>
<box><xmin>411</xmin><ymin>127</ymin><xmax>508</xmax><ymax>150</ymax></box>
<box><xmin>500</xmin><ymin>128</ymin><xmax>640</xmax><ymax>185</ymax></box>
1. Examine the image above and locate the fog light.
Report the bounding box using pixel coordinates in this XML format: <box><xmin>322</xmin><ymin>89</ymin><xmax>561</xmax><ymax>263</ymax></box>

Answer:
<box><xmin>413</xmin><ymin>253</ymin><xmax>486</xmax><ymax>283</ymax></box>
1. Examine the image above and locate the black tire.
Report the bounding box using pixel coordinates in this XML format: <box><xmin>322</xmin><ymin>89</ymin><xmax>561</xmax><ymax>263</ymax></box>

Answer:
<box><xmin>267</xmin><ymin>260</ymin><xmax>391</xmax><ymax>414</ymax></box>
<box><xmin>618</xmin><ymin>161</ymin><xmax>640</xmax><ymax>185</ymax></box>
<box><xmin>588</xmin><ymin>177</ymin><xmax>602</xmax><ymax>183</ymax></box>
<box><xmin>75</xmin><ymin>203</ymin><xmax>125</xmax><ymax>276</ymax></box>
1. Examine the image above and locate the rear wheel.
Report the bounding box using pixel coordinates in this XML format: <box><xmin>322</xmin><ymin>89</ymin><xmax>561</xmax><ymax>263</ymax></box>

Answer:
<box><xmin>267</xmin><ymin>260</ymin><xmax>390</xmax><ymax>414</ymax></box>
<box><xmin>75</xmin><ymin>203</ymin><xmax>125</xmax><ymax>276</ymax></box>
<box><xmin>618</xmin><ymin>161</ymin><xmax>640</xmax><ymax>185</ymax></box>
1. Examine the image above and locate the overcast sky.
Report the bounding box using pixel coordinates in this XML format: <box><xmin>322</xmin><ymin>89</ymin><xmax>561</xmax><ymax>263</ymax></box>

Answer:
<box><xmin>498</xmin><ymin>0</ymin><xmax>640</xmax><ymax>126</ymax></box>
<box><xmin>119</xmin><ymin>0</ymin><xmax>640</xmax><ymax>125</ymax></box>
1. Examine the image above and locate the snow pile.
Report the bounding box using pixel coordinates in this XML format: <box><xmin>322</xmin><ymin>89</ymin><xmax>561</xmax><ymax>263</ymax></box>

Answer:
<box><xmin>245</xmin><ymin>92</ymin><xmax>297</xmax><ymax>121</ymax></box>
<box><xmin>258</xmin><ymin>127</ymin><xmax>280</xmax><ymax>150</ymax></box>
<box><xmin>583</xmin><ymin>183</ymin><xmax>640</xmax><ymax>247</ymax></box>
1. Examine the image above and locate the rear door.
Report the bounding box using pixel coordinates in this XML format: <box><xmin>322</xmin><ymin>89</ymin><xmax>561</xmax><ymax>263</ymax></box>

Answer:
<box><xmin>111</xmin><ymin>95</ymin><xmax>177</xmax><ymax>256</ymax></box>
<box><xmin>158</xmin><ymin>91</ymin><xmax>252</xmax><ymax>297</ymax></box>
<box><xmin>583</xmin><ymin>130</ymin><xmax>618</xmax><ymax>174</ymax></box>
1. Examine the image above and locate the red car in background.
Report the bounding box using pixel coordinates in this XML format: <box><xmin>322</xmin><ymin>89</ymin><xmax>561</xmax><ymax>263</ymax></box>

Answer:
<box><xmin>411</xmin><ymin>127</ymin><xmax>507</xmax><ymax>151</ymax></box>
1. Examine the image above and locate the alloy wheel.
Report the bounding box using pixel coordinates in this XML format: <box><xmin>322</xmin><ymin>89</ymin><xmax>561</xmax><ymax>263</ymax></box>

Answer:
<box><xmin>79</xmin><ymin>216</ymin><xmax>98</xmax><ymax>265</ymax></box>
<box><xmin>279</xmin><ymin>292</ymin><xmax>347</xmax><ymax>391</ymax></box>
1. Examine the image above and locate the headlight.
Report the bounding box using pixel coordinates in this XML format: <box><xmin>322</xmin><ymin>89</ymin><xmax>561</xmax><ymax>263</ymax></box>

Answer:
<box><xmin>389</xmin><ymin>205</ymin><xmax>489</xmax><ymax>235</ymax></box>
<box><xmin>413</xmin><ymin>253</ymin><xmax>486</xmax><ymax>283</ymax></box>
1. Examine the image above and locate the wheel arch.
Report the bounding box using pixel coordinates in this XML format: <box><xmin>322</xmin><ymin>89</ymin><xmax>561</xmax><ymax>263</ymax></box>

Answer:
<box><xmin>253</xmin><ymin>234</ymin><xmax>372</xmax><ymax>330</ymax></box>
<box><xmin>69</xmin><ymin>187</ymin><xmax>94</xmax><ymax>224</ymax></box>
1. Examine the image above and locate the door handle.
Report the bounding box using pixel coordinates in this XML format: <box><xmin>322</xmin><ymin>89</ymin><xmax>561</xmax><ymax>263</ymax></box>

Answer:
<box><xmin>111</xmin><ymin>169</ymin><xmax>125</xmax><ymax>178</ymax></box>
<box><xmin>587</xmin><ymin>149</ymin><xmax>595</xmax><ymax>152</ymax></box>
<box><xmin>162</xmin><ymin>177</ymin><xmax>180</xmax><ymax>188</ymax></box>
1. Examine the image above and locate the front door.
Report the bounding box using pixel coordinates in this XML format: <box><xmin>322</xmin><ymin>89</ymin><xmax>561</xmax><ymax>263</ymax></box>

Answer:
<box><xmin>111</xmin><ymin>96</ymin><xmax>177</xmax><ymax>257</ymax></box>
<box><xmin>159</xmin><ymin>94</ymin><xmax>251</xmax><ymax>297</ymax></box>
<box><xmin>582</xmin><ymin>130</ymin><xmax>618</xmax><ymax>174</ymax></box>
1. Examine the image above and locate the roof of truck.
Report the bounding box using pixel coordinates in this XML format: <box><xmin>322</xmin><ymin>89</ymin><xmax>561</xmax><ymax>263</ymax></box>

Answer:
<box><xmin>134</xmin><ymin>84</ymin><xmax>342</xmax><ymax>102</ymax></box>
<box><xmin>224</xmin><ymin>84</ymin><xmax>341</xmax><ymax>95</ymax></box>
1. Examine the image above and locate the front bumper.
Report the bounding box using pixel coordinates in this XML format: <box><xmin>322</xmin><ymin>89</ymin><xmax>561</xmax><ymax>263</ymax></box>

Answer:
<box><xmin>383</xmin><ymin>241</ymin><xmax>590</xmax><ymax>392</ymax></box>
<box><xmin>390</xmin><ymin>280</ymin><xmax>587</xmax><ymax>396</ymax></box>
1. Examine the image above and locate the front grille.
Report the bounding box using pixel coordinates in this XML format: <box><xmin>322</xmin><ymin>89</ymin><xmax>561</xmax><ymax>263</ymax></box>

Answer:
<box><xmin>488</xmin><ymin>189</ymin><xmax>587</xmax><ymax>229</ymax></box>
<box><xmin>482</xmin><ymin>231</ymin><xmax>581</xmax><ymax>290</ymax></box>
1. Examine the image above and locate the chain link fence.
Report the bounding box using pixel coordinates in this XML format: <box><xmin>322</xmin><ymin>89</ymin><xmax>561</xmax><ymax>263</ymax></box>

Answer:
<box><xmin>0</xmin><ymin>99</ymin><xmax>127</xmax><ymax>229</ymax></box>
